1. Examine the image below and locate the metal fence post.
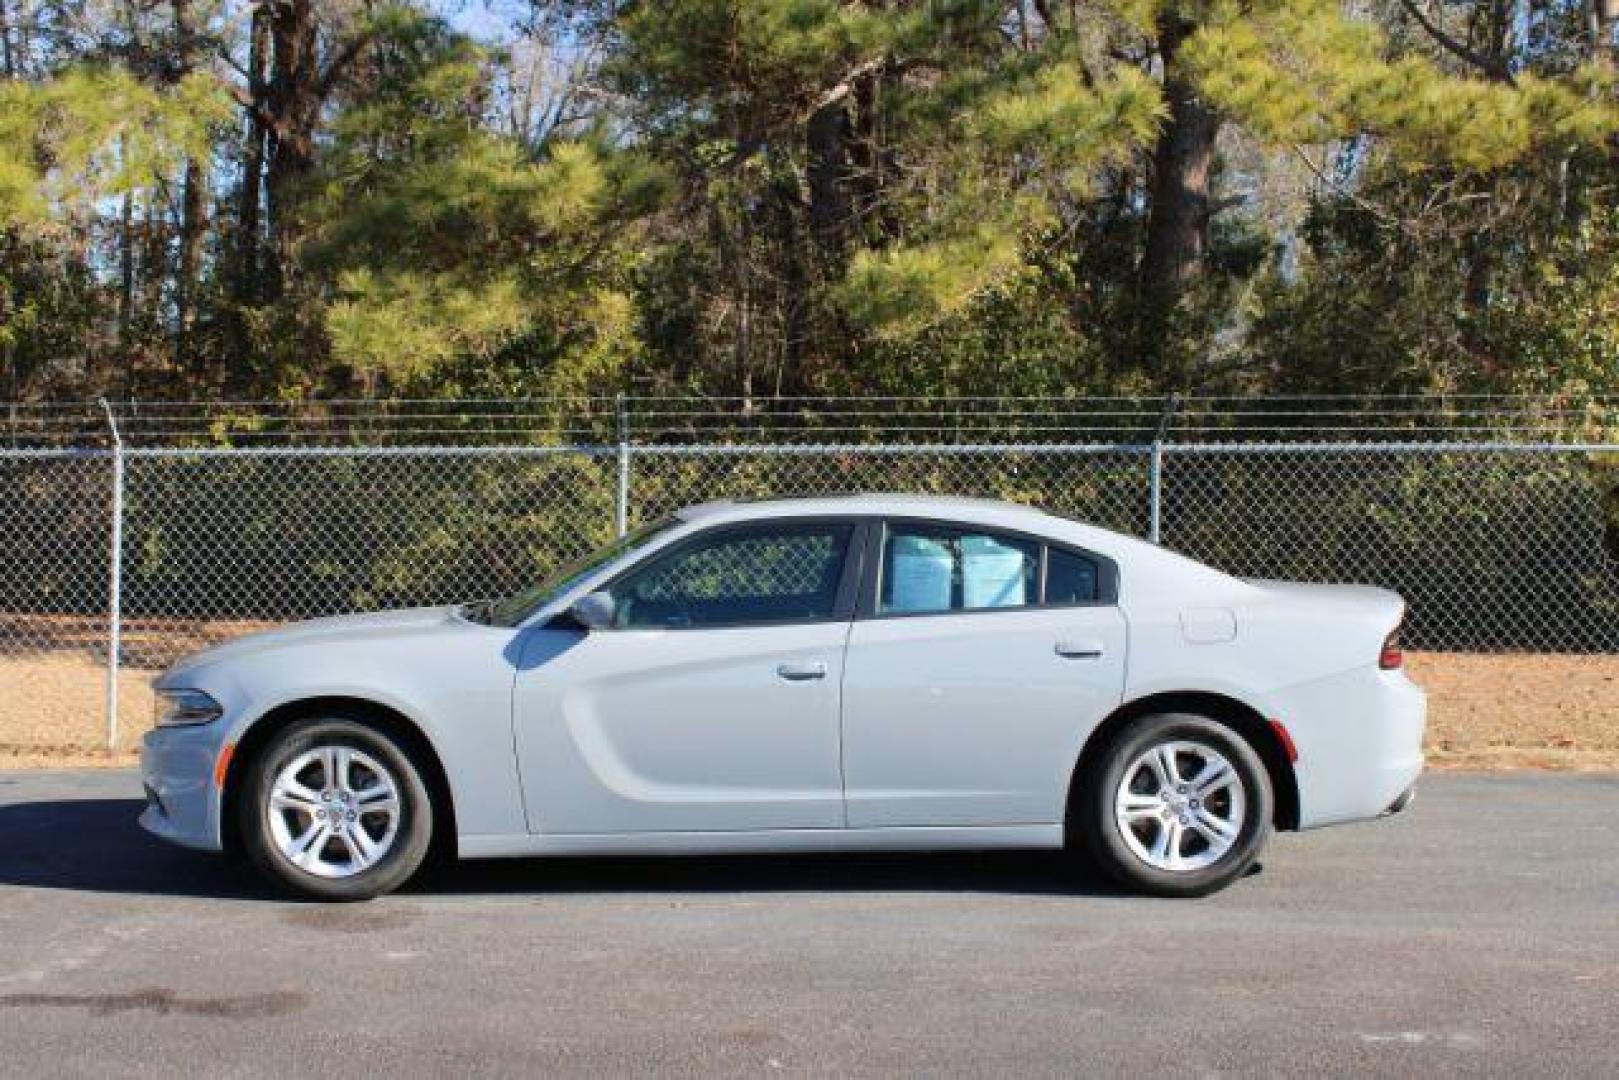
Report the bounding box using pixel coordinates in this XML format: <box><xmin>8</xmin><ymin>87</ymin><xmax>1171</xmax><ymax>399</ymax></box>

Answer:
<box><xmin>1147</xmin><ymin>395</ymin><xmax>1180</xmax><ymax>545</ymax></box>
<box><xmin>99</xmin><ymin>399</ymin><xmax>125</xmax><ymax>750</ymax></box>
<box><xmin>614</xmin><ymin>394</ymin><xmax>631</xmax><ymax>538</ymax></box>
<box><xmin>1147</xmin><ymin>443</ymin><xmax>1163</xmax><ymax>544</ymax></box>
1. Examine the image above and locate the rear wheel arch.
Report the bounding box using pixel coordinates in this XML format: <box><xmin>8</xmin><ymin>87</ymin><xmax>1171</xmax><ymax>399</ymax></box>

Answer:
<box><xmin>221</xmin><ymin>696</ymin><xmax>458</xmax><ymax>860</ymax></box>
<box><xmin>1067</xmin><ymin>691</ymin><xmax>1300</xmax><ymax>835</ymax></box>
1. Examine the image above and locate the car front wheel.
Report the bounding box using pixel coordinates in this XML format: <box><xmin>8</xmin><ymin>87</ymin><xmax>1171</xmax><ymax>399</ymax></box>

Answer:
<box><xmin>240</xmin><ymin>718</ymin><xmax>434</xmax><ymax>901</ymax></box>
<box><xmin>1077</xmin><ymin>713</ymin><xmax>1273</xmax><ymax>898</ymax></box>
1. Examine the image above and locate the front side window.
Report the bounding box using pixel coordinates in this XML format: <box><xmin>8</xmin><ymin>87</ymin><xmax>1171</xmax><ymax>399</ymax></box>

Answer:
<box><xmin>879</xmin><ymin>526</ymin><xmax>1040</xmax><ymax>615</ymax></box>
<box><xmin>609</xmin><ymin>524</ymin><xmax>854</xmax><ymax>628</ymax></box>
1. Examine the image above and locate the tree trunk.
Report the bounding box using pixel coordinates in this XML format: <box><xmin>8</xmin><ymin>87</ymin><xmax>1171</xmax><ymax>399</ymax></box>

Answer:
<box><xmin>9</xmin><ymin>0</ymin><xmax>28</xmax><ymax>79</ymax></box>
<box><xmin>770</xmin><ymin>173</ymin><xmax>807</xmax><ymax>396</ymax></box>
<box><xmin>235</xmin><ymin>1</ymin><xmax>270</xmax><ymax>304</ymax></box>
<box><xmin>806</xmin><ymin>101</ymin><xmax>853</xmax><ymax>261</ymax></box>
<box><xmin>176</xmin><ymin>161</ymin><xmax>208</xmax><ymax>363</ymax></box>
<box><xmin>1587</xmin><ymin>0</ymin><xmax>1617</xmax><ymax>62</ymax></box>
<box><xmin>1138</xmin><ymin>11</ymin><xmax>1220</xmax><ymax>387</ymax></box>
<box><xmin>1589</xmin><ymin>0</ymin><xmax>1619</xmax><ymax>176</ymax></box>
<box><xmin>118</xmin><ymin>192</ymin><xmax>136</xmax><ymax>348</ymax></box>
<box><xmin>0</xmin><ymin>0</ymin><xmax>14</xmax><ymax>78</ymax></box>
<box><xmin>141</xmin><ymin>195</ymin><xmax>166</xmax><ymax>329</ymax></box>
<box><xmin>172</xmin><ymin>0</ymin><xmax>206</xmax><ymax>367</ymax></box>
<box><xmin>230</xmin><ymin>1</ymin><xmax>380</xmax><ymax>304</ymax></box>
<box><xmin>735</xmin><ymin>244</ymin><xmax>753</xmax><ymax>404</ymax></box>
<box><xmin>849</xmin><ymin>69</ymin><xmax>893</xmax><ymax>239</ymax></box>
<box><xmin>263</xmin><ymin>0</ymin><xmax>321</xmax><ymax>301</ymax></box>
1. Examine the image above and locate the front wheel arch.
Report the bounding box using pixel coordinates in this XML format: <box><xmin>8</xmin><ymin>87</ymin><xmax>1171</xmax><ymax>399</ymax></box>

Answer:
<box><xmin>1066</xmin><ymin>691</ymin><xmax>1299</xmax><ymax>840</ymax></box>
<box><xmin>221</xmin><ymin>696</ymin><xmax>458</xmax><ymax>862</ymax></box>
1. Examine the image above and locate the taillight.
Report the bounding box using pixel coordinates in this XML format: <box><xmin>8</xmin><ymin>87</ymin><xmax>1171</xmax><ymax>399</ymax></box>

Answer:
<box><xmin>1379</xmin><ymin>626</ymin><xmax>1404</xmax><ymax>670</ymax></box>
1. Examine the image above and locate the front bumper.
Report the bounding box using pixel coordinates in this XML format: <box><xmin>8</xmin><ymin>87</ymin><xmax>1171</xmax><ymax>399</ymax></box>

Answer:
<box><xmin>139</xmin><ymin>723</ymin><xmax>227</xmax><ymax>851</ymax></box>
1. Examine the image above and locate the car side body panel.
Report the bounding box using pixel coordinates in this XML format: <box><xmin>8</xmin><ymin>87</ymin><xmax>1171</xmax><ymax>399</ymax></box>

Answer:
<box><xmin>1116</xmin><ymin>573</ymin><xmax>1421</xmax><ymax>828</ymax></box>
<box><xmin>511</xmin><ymin>622</ymin><xmax>850</xmax><ymax>833</ymax></box>
<box><xmin>456</xmin><ymin>824</ymin><xmax>1064</xmax><ymax>859</ymax></box>
<box><xmin>841</xmin><ymin>606</ymin><xmax>1127</xmax><ymax>826</ymax></box>
<box><xmin>140</xmin><ymin>494</ymin><xmax>1425</xmax><ymax>859</ymax></box>
<box><xmin>149</xmin><ymin>607</ymin><xmax>529</xmax><ymax>849</ymax></box>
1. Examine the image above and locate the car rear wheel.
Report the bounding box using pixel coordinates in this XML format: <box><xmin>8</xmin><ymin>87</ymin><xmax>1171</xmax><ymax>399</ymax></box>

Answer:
<box><xmin>1077</xmin><ymin>713</ymin><xmax>1272</xmax><ymax>897</ymax></box>
<box><xmin>240</xmin><ymin>718</ymin><xmax>434</xmax><ymax>901</ymax></box>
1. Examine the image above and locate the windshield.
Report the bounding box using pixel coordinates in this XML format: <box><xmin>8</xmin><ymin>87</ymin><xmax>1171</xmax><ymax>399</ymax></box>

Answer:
<box><xmin>483</xmin><ymin>516</ymin><xmax>681</xmax><ymax>627</ymax></box>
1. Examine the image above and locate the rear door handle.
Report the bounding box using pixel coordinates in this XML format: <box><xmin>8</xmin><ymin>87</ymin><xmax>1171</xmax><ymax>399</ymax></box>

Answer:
<box><xmin>1055</xmin><ymin>639</ymin><xmax>1105</xmax><ymax>659</ymax></box>
<box><xmin>777</xmin><ymin>661</ymin><xmax>828</xmax><ymax>681</ymax></box>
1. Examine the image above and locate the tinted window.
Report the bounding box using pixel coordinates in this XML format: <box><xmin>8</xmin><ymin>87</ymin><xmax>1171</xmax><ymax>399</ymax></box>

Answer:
<box><xmin>487</xmin><ymin>516</ymin><xmax>681</xmax><ymax>626</ymax></box>
<box><xmin>610</xmin><ymin>524</ymin><xmax>853</xmax><ymax>628</ymax></box>
<box><xmin>879</xmin><ymin>526</ymin><xmax>1039</xmax><ymax>615</ymax></box>
<box><xmin>1045</xmin><ymin>547</ymin><xmax>1100</xmax><ymax>605</ymax></box>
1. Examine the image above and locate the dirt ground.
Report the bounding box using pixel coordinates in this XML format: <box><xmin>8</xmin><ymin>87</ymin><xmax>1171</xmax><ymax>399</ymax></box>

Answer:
<box><xmin>1404</xmin><ymin>652</ymin><xmax>1619</xmax><ymax>770</ymax></box>
<box><xmin>0</xmin><ymin>652</ymin><xmax>157</xmax><ymax>768</ymax></box>
<box><xmin>0</xmin><ymin>649</ymin><xmax>1613</xmax><ymax>771</ymax></box>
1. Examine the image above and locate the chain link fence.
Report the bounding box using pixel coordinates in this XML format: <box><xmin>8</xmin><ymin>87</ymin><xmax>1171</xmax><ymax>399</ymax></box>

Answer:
<box><xmin>1</xmin><ymin>423</ymin><xmax>1616</xmax><ymax>750</ymax></box>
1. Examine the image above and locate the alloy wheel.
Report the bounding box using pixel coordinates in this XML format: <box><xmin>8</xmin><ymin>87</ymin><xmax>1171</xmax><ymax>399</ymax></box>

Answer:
<box><xmin>265</xmin><ymin>746</ymin><xmax>402</xmax><ymax>879</ymax></box>
<box><xmin>1113</xmin><ymin>739</ymin><xmax>1247</xmax><ymax>873</ymax></box>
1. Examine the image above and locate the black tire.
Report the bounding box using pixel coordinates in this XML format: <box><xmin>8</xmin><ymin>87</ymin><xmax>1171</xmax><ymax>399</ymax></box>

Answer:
<box><xmin>1075</xmin><ymin>713</ymin><xmax>1272</xmax><ymax>898</ymax></box>
<box><xmin>239</xmin><ymin>717</ymin><xmax>434</xmax><ymax>901</ymax></box>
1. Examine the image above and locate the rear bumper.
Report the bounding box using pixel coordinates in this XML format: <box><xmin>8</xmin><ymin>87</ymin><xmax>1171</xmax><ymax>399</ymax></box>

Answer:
<box><xmin>139</xmin><ymin>724</ymin><xmax>225</xmax><ymax>851</ymax></box>
<box><xmin>1271</xmin><ymin>664</ymin><xmax>1426</xmax><ymax>830</ymax></box>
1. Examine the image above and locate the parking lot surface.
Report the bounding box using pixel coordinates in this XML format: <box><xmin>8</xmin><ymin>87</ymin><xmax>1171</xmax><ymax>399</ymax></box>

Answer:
<box><xmin>1</xmin><ymin>770</ymin><xmax>1615</xmax><ymax>1076</ymax></box>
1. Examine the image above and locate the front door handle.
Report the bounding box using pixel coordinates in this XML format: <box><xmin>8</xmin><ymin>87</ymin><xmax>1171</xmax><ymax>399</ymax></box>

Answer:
<box><xmin>777</xmin><ymin>661</ymin><xmax>828</xmax><ymax>682</ymax></box>
<box><xmin>1055</xmin><ymin>639</ymin><xmax>1105</xmax><ymax>659</ymax></box>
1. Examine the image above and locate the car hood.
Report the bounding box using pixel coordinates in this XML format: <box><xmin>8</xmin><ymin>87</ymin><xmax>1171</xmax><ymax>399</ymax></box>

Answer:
<box><xmin>157</xmin><ymin>606</ymin><xmax>465</xmax><ymax>684</ymax></box>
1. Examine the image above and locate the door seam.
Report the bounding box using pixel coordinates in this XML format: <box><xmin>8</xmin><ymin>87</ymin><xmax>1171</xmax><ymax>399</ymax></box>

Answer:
<box><xmin>835</xmin><ymin>618</ymin><xmax>854</xmax><ymax>828</ymax></box>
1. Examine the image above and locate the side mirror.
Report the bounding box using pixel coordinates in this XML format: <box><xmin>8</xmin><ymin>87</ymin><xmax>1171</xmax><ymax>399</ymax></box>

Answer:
<box><xmin>568</xmin><ymin>590</ymin><xmax>616</xmax><ymax>631</ymax></box>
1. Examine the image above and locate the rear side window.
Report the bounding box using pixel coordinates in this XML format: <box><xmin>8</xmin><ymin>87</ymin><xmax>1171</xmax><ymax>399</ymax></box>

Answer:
<box><xmin>876</xmin><ymin>523</ymin><xmax>1106</xmax><ymax>615</ymax></box>
<box><xmin>610</xmin><ymin>524</ymin><xmax>853</xmax><ymax>628</ymax></box>
<box><xmin>1044</xmin><ymin>547</ymin><xmax>1100</xmax><ymax>605</ymax></box>
<box><xmin>879</xmin><ymin>527</ymin><xmax>1040</xmax><ymax>615</ymax></box>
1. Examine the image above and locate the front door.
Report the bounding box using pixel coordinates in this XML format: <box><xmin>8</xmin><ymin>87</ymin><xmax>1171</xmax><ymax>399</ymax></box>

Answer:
<box><xmin>840</xmin><ymin>521</ymin><xmax>1127</xmax><ymax>827</ymax></box>
<box><xmin>512</xmin><ymin>520</ymin><xmax>861</xmax><ymax>834</ymax></box>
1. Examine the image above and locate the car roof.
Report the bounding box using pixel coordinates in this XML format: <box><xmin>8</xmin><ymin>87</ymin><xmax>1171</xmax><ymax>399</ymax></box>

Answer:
<box><xmin>674</xmin><ymin>494</ymin><xmax>1061</xmax><ymax>529</ymax></box>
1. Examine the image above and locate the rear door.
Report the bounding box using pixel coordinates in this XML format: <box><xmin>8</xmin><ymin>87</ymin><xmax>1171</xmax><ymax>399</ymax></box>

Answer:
<box><xmin>840</xmin><ymin>520</ymin><xmax>1127</xmax><ymax>827</ymax></box>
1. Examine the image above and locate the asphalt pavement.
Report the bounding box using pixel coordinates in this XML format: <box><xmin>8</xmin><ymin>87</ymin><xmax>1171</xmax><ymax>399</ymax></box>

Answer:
<box><xmin>1</xmin><ymin>769</ymin><xmax>1615</xmax><ymax>1077</ymax></box>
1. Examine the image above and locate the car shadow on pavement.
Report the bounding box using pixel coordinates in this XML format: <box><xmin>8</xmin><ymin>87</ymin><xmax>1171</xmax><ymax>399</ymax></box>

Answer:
<box><xmin>0</xmin><ymin>799</ymin><xmax>275</xmax><ymax>901</ymax></box>
<box><xmin>0</xmin><ymin>798</ymin><xmax>1124</xmax><ymax>901</ymax></box>
<box><xmin>412</xmin><ymin>849</ymin><xmax>1120</xmax><ymax>899</ymax></box>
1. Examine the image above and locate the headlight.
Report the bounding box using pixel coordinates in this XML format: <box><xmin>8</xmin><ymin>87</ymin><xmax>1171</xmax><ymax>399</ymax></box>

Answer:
<box><xmin>153</xmin><ymin>688</ymin><xmax>224</xmax><ymax>728</ymax></box>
